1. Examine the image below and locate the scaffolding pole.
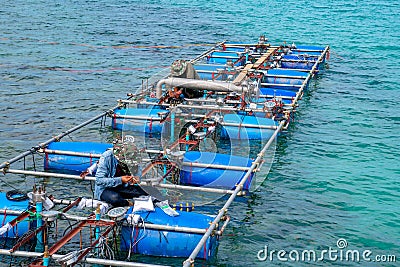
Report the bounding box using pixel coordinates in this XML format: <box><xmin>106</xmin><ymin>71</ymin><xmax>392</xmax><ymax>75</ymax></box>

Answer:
<box><xmin>0</xmin><ymin>249</ymin><xmax>170</xmax><ymax>267</ymax></box>
<box><xmin>183</xmin><ymin>120</ymin><xmax>285</xmax><ymax>267</ymax></box>
<box><xmin>0</xmin><ymin>106</ymin><xmax>119</xmax><ymax>170</ymax></box>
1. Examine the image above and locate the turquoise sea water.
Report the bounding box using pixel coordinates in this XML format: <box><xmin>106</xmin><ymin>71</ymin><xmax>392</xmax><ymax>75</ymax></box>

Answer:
<box><xmin>1</xmin><ymin>0</ymin><xmax>399</xmax><ymax>266</ymax></box>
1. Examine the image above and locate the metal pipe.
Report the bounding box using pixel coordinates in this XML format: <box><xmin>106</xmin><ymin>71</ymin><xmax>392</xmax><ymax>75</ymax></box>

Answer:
<box><xmin>60</xmin><ymin>213</ymin><xmax>113</xmax><ymax>223</ymax></box>
<box><xmin>113</xmin><ymin>114</ymin><xmax>163</xmax><ymax>121</ymax></box>
<box><xmin>121</xmin><ymin>101</ymin><xmax>294</xmax><ymax>117</ymax></box>
<box><xmin>220</xmin><ymin>122</ymin><xmax>277</xmax><ymax>130</ymax></box>
<box><xmin>263</xmin><ymin>74</ymin><xmax>307</xmax><ymax>79</ymax></box>
<box><xmin>0</xmin><ymin>106</ymin><xmax>118</xmax><ymax>170</ymax></box>
<box><xmin>170</xmin><ymin>111</ymin><xmax>175</xmax><ymax>143</ymax></box>
<box><xmin>181</xmin><ymin>162</ymin><xmax>252</xmax><ymax>172</ymax></box>
<box><xmin>154</xmin><ymin>183</ymin><xmax>235</xmax><ymax>195</ymax></box>
<box><xmin>260</xmin><ymin>83</ymin><xmax>302</xmax><ymax>88</ymax></box>
<box><xmin>183</xmin><ymin>120</ymin><xmax>285</xmax><ymax>267</ymax></box>
<box><xmin>219</xmin><ymin>216</ymin><xmax>231</xmax><ymax>235</ymax></box>
<box><xmin>145</xmin><ymin>149</ymin><xmax>163</xmax><ymax>154</ymax></box>
<box><xmin>294</xmin><ymin>48</ymin><xmax>325</xmax><ymax>52</ymax></box>
<box><xmin>223</xmin><ymin>44</ymin><xmax>280</xmax><ymax>48</ymax></box>
<box><xmin>52</xmin><ymin>199</ymin><xmax>76</xmax><ymax>205</ymax></box>
<box><xmin>291</xmin><ymin>46</ymin><xmax>329</xmax><ymax>107</ymax></box>
<box><xmin>192</xmin><ymin>63</ymin><xmax>229</xmax><ymax>68</ymax></box>
<box><xmin>156</xmin><ymin>78</ymin><xmax>247</xmax><ymax>98</ymax></box>
<box><xmin>62</xmin><ymin>212</ymin><xmax>224</xmax><ymax>235</ymax></box>
<box><xmin>35</xmin><ymin>201</ymin><xmax>44</xmax><ymax>252</ymax></box>
<box><xmin>190</xmin><ymin>41</ymin><xmax>225</xmax><ymax>64</ymax></box>
<box><xmin>40</xmin><ymin>149</ymin><xmax>103</xmax><ymax>158</ymax></box>
<box><xmin>122</xmin><ymin>98</ymin><xmax>230</xmax><ymax>104</ymax></box>
<box><xmin>276</xmin><ymin>67</ymin><xmax>310</xmax><ymax>72</ymax></box>
<box><xmin>1</xmin><ymin>169</ymin><xmax>96</xmax><ymax>181</ymax></box>
<box><xmin>36</xmin><ymin>109</ymin><xmax>114</xmax><ymax>152</ymax></box>
<box><xmin>118</xmin><ymin>102</ymin><xmax>264</xmax><ymax>113</ymax></box>
<box><xmin>280</xmin><ymin>59</ymin><xmax>318</xmax><ymax>63</ymax></box>
<box><xmin>120</xmin><ymin>99</ymin><xmax>293</xmax><ymax>114</ymax></box>
<box><xmin>131</xmin><ymin>222</ymin><xmax>218</xmax><ymax>235</ymax></box>
<box><xmin>85</xmin><ymin>258</ymin><xmax>171</xmax><ymax>267</ymax></box>
<box><xmin>1</xmin><ymin>169</ymin><xmax>234</xmax><ymax>195</ymax></box>
<box><xmin>258</xmin><ymin>94</ymin><xmax>294</xmax><ymax>100</ymax></box>
<box><xmin>41</xmin><ymin>148</ymin><xmax>162</xmax><ymax>157</ymax></box>
<box><xmin>0</xmin><ymin>249</ymin><xmax>170</xmax><ymax>267</ymax></box>
<box><xmin>206</xmin><ymin>55</ymin><xmax>240</xmax><ymax>59</ymax></box>
<box><xmin>94</xmin><ymin>206</ymin><xmax>101</xmax><ymax>259</ymax></box>
<box><xmin>0</xmin><ymin>209</ymin><xmax>21</xmax><ymax>216</ymax></box>
<box><xmin>195</xmin><ymin>69</ymin><xmax>224</xmax><ymax>74</ymax></box>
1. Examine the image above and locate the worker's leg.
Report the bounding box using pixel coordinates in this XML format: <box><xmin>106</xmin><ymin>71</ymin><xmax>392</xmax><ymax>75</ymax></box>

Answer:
<box><xmin>118</xmin><ymin>184</ymin><xmax>148</xmax><ymax>199</ymax></box>
<box><xmin>100</xmin><ymin>186</ymin><xmax>129</xmax><ymax>207</ymax></box>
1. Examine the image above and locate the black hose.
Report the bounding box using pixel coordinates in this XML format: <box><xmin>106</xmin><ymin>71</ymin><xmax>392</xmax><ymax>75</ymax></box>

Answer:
<box><xmin>6</xmin><ymin>190</ymin><xmax>29</xmax><ymax>202</ymax></box>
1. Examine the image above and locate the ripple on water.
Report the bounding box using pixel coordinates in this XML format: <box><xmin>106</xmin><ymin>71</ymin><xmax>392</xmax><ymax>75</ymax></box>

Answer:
<box><xmin>0</xmin><ymin>0</ymin><xmax>399</xmax><ymax>265</ymax></box>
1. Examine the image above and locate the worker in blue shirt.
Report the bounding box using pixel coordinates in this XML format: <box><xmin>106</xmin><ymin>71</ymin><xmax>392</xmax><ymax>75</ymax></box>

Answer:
<box><xmin>81</xmin><ymin>144</ymin><xmax>147</xmax><ymax>207</ymax></box>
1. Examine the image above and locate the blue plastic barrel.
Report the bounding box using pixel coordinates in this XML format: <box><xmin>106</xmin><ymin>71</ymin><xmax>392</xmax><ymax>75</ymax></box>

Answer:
<box><xmin>194</xmin><ymin>64</ymin><xmax>225</xmax><ymax>72</ymax></box>
<box><xmin>223</xmin><ymin>43</ymin><xmax>246</xmax><ymax>52</ymax></box>
<box><xmin>293</xmin><ymin>45</ymin><xmax>325</xmax><ymax>65</ymax></box>
<box><xmin>220</xmin><ymin>114</ymin><xmax>277</xmax><ymax>140</ymax></box>
<box><xmin>255</xmin><ymin>98</ymin><xmax>293</xmax><ymax>106</ymax></box>
<box><xmin>121</xmin><ymin>207</ymin><xmax>218</xmax><ymax>259</ymax></box>
<box><xmin>44</xmin><ymin>142</ymin><xmax>112</xmax><ymax>172</ymax></box>
<box><xmin>112</xmin><ymin>108</ymin><xmax>167</xmax><ymax>134</ymax></box>
<box><xmin>292</xmin><ymin>51</ymin><xmax>322</xmax><ymax>56</ymax></box>
<box><xmin>280</xmin><ymin>55</ymin><xmax>317</xmax><ymax>70</ymax></box>
<box><xmin>0</xmin><ymin>192</ymin><xmax>30</xmax><ymax>238</ymax></box>
<box><xmin>224</xmin><ymin>47</ymin><xmax>246</xmax><ymax>52</ymax></box>
<box><xmin>259</xmin><ymin>88</ymin><xmax>297</xmax><ymax>98</ymax></box>
<box><xmin>180</xmin><ymin>151</ymin><xmax>253</xmax><ymax>190</ymax></box>
<box><xmin>194</xmin><ymin>64</ymin><xmax>227</xmax><ymax>80</ymax></box>
<box><xmin>268</xmin><ymin>68</ymin><xmax>309</xmax><ymax>77</ymax></box>
<box><xmin>295</xmin><ymin>45</ymin><xmax>325</xmax><ymax>51</ymax></box>
<box><xmin>207</xmin><ymin>51</ymin><xmax>244</xmax><ymax>66</ymax></box>
<box><xmin>260</xmin><ymin>68</ymin><xmax>309</xmax><ymax>91</ymax></box>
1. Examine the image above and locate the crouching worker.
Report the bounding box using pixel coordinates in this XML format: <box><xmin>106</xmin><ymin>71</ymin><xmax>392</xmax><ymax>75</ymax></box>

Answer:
<box><xmin>82</xmin><ymin>140</ymin><xmax>148</xmax><ymax>207</ymax></box>
<box><xmin>95</xmin><ymin>149</ymin><xmax>147</xmax><ymax>207</ymax></box>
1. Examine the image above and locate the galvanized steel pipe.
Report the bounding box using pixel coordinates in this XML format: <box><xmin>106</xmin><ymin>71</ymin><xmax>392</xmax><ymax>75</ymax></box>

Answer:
<box><xmin>155</xmin><ymin>182</ymin><xmax>234</xmax><ymax>194</ymax></box>
<box><xmin>156</xmin><ymin>78</ymin><xmax>247</xmax><ymax>98</ymax></box>
<box><xmin>183</xmin><ymin>120</ymin><xmax>285</xmax><ymax>267</ymax></box>
<box><xmin>0</xmin><ymin>107</ymin><xmax>118</xmax><ymax>170</ymax></box>
<box><xmin>181</xmin><ymin>161</ymin><xmax>251</xmax><ymax>171</ymax></box>
<box><xmin>0</xmin><ymin>249</ymin><xmax>170</xmax><ymax>267</ymax></box>
<box><xmin>291</xmin><ymin>45</ymin><xmax>329</xmax><ymax>107</ymax></box>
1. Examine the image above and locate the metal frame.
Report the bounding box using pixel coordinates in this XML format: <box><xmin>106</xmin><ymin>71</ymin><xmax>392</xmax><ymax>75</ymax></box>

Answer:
<box><xmin>0</xmin><ymin>40</ymin><xmax>329</xmax><ymax>266</ymax></box>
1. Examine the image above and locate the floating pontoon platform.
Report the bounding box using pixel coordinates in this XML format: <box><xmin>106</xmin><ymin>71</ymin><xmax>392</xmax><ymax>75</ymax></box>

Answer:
<box><xmin>0</xmin><ymin>36</ymin><xmax>329</xmax><ymax>266</ymax></box>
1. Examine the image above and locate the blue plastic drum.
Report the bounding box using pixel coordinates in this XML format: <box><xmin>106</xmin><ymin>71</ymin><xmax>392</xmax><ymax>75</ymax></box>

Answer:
<box><xmin>121</xmin><ymin>207</ymin><xmax>218</xmax><ymax>259</ymax></box>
